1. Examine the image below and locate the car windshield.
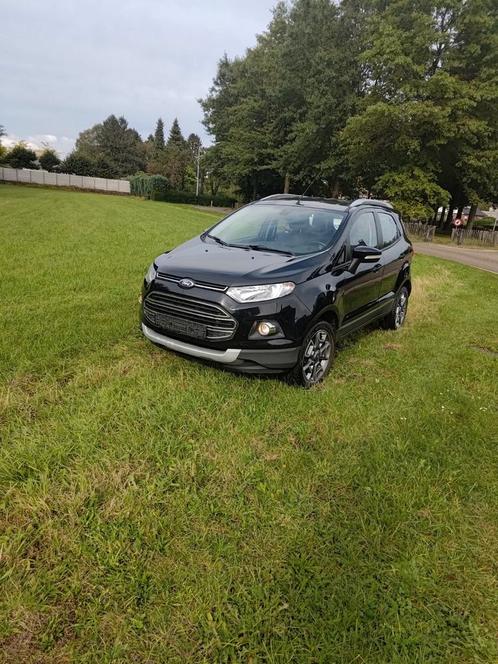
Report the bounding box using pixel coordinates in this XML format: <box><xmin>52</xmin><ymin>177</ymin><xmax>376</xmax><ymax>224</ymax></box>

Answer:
<box><xmin>206</xmin><ymin>203</ymin><xmax>347</xmax><ymax>256</ymax></box>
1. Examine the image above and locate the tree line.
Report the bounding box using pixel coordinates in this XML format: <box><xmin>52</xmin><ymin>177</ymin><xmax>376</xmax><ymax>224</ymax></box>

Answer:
<box><xmin>2</xmin><ymin>0</ymin><xmax>496</xmax><ymax>222</ymax></box>
<box><xmin>0</xmin><ymin>116</ymin><xmax>218</xmax><ymax>196</ymax></box>
<box><xmin>201</xmin><ymin>0</ymin><xmax>497</xmax><ymax>225</ymax></box>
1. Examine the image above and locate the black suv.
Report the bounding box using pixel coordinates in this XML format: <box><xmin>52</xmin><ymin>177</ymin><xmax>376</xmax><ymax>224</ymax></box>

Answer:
<box><xmin>140</xmin><ymin>195</ymin><xmax>413</xmax><ymax>387</ymax></box>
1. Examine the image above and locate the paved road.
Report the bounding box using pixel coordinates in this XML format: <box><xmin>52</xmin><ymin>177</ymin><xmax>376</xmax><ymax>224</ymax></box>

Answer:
<box><xmin>413</xmin><ymin>242</ymin><xmax>498</xmax><ymax>274</ymax></box>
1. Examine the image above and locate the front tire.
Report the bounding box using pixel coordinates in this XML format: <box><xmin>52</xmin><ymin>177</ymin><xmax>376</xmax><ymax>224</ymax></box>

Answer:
<box><xmin>382</xmin><ymin>286</ymin><xmax>409</xmax><ymax>330</ymax></box>
<box><xmin>288</xmin><ymin>321</ymin><xmax>335</xmax><ymax>388</ymax></box>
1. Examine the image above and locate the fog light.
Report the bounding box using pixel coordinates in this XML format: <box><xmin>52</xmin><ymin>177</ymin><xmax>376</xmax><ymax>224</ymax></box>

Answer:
<box><xmin>257</xmin><ymin>321</ymin><xmax>277</xmax><ymax>336</ymax></box>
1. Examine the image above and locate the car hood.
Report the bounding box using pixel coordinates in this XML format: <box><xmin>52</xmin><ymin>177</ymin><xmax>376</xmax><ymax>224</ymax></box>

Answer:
<box><xmin>155</xmin><ymin>235</ymin><xmax>329</xmax><ymax>286</ymax></box>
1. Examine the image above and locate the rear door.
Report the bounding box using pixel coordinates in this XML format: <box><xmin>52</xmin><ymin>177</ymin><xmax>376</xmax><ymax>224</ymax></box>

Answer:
<box><xmin>375</xmin><ymin>211</ymin><xmax>407</xmax><ymax>298</ymax></box>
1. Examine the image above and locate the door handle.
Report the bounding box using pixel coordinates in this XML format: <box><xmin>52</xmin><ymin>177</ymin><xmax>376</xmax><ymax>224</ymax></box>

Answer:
<box><xmin>372</xmin><ymin>263</ymin><xmax>382</xmax><ymax>272</ymax></box>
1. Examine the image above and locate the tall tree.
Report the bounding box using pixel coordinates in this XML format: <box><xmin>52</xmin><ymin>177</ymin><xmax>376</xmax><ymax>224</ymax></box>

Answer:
<box><xmin>74</xmin><ymin>115</ymin><xmax>145</xmax><ymax>177</ymax></box>
<box><xmin>167</xmin><ymin>118</ymin><xmax>186</xmax><ymax>147</ymax></box>
<box><xmin>152</xmin><ymin>119</ymin><xmax>190</xmax><ymax>189</ymax></box>
<box><xmin>201</xmin><ymin>0</ymin><xmax>365</xmax><ymax>199</ymax></box>
<box><xmin>341</xmin><ymin>0</ymin><xmax>497</xmax><ymax>219</ymax></box>
<box><xmin>201</xmin><ymin>0</ymin><xmax>497</xmax><ymax>213</ymax></box>
<box><xmin>154</xmin><ymin>118</ymin><xmax>165</xmax><ymax>152</ymax></box>
<box><xmin>75</xmin><ymin>125</ymin><xmax>101</xmax><ymax>161</ymax></box>
<box><xmin>96</xmin><ymin>115</ymin><xmax>145</xmax><ymax>177</ymax></box>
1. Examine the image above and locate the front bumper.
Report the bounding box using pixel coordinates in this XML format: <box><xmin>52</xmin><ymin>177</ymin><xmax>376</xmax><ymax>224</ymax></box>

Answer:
<box><xmin>142</xmin><ymin>323</ymin><xmax>299</xmax><ymax>373</ymax></box>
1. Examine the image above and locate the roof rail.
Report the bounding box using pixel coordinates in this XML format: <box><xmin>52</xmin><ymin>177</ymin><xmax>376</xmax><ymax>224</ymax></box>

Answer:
<box><xmin>260</xmin><ymin>194</ymin><xmax>349</xmax><ymax>205</ymax></box>
<box><xmin>350</xmin><ymin>198</ymin><xmax>393</xmax><ymax>209</ymax></box>
<box><xmin>260</xmin><ymin>194</ymin><xmax>300</xmax><ymax>201</ymax></box>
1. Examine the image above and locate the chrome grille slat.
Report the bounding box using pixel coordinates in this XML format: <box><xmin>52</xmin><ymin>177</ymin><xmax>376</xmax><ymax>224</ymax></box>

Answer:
<box><xmin>144</xmin><ymin>301</ymin><xmax>231</xmax><ymax>323</ymax></box>
<box><xmin>144</xmin><ymin>291</ymin><xmax>237</xmax><ymax>341</ymax></box>
<box><xmin>147</xmin><ymin>291</ymin><xmax>231</xmax><ymax>317</ymax></box>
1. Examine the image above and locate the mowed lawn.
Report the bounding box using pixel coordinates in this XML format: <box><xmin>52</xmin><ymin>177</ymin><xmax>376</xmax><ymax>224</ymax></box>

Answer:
<box><xmin>0</xmin><ymin>184</ymin><xmax>497</xmax><ymax>663</ymax></box>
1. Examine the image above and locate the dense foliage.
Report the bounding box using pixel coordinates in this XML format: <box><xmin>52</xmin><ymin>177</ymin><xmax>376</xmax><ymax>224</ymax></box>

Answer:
<box><xmin>39</xmin><ymin>148</ymin><xmax>61</xmax><ymax>172</ymax></box>
<box><xmin>60</xmin><ymin>153</ymin><xmax>96</xmax><ymax>177</ymax></box>
<box><xmin>72</xmin><ymin>115</ymin><xmax>145</xmax><ymax>178</ymax></box>
<box><xmin>129</xmin><ymin>173</ymin><xmax>169</xmax><ymax>198</ymax></box>
<box><xmin>150</xmin><ymin>188</ymin><xmax>236</xmax><ymax>207</ymax></box>
<box><xmin>5</xmin><ymin>143</ymin><xmax>39</xmax><ymax>169</ymax></box>
<box><xmin>201</xmin><ymin>0</ymin><xmax>498</xmax><ymax>220</ymax></box>
<box><xmin>62</xmin><ymin>114</ymin><xmax>207</xmax><ymax>197</ymax></box>
<box><xmin>0</xmin><ymin>125</ymin><xmax>5</xmax><ymax>161</ymax></box>
<box><xmin>129</xmin><ymin>172</ymin><xmax>235</xmax><ymax>207</ymax></box>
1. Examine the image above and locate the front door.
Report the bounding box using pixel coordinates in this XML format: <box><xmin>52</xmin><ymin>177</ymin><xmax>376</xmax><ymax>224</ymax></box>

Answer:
<box><xmin>340</xmin><ymin>210</ymin><xmax>383</xmax><ymax>322</ymax></box>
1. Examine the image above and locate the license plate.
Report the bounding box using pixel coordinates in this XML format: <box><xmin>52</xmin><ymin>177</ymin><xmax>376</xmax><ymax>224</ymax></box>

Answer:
<box><xmin>148</xmin><ymin>311</ymin><xmax>207</xmax><ymax>340</ymax></box>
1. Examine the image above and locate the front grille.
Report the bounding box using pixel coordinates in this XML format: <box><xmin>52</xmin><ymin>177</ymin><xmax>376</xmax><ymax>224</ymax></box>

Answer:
<box><xmin>156</xmin><ymin>271</ymin><xmax>227</xmax><ymax>292</ymax></box>
<box><xmin>144</xmin><ymin>291</ymin><xmax>237</xmax><ymax>341</ymax></box>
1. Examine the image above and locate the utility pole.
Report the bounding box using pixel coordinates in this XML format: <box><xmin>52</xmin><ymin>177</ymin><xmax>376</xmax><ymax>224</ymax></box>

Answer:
<box><xmin>195</xmin><ymin>144</ymin><xmax>203</xmax><ymax>198</ymax></box>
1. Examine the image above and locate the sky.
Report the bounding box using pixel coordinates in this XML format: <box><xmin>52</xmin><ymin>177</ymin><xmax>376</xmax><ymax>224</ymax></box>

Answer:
<box><xmin>0</xmin><ymin>0</ymin><xmax>276</xmax><ymax>156</ymax></box>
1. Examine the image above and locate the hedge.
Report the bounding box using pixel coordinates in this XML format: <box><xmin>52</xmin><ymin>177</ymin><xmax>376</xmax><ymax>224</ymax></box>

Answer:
<box><xmin>152</xmin><ymin>189</ymin><xmax>236</xmax><ymax>208</ymax></box>
<box><xmin>129</xmin><ymin>173</ymin><xmax>236</xmax><ymax>207</ymax></box>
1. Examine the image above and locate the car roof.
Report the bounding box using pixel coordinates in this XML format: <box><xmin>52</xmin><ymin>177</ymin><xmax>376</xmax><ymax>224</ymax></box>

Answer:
<box><xmin>258</xmin><ymin>194</ymin><xmax>394</xmax><ymax>212</ymax></box>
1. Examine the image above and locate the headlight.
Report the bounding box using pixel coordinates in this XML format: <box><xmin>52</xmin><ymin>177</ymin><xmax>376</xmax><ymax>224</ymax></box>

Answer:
<box><xmin>144</xmin><ymin>263</ymin><xmax>157</xmax><ymax>285</ymax></box>
<box><xmin>227</xmin><ymin>282</ymin><xmax>295</xmax><ymax>303</ymax></box>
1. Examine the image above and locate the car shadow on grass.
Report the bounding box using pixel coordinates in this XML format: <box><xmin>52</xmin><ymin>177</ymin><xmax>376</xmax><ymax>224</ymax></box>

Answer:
<box><xmin>149</xmin><ymin>319</ymin><xmax>386</xmax><ymax>387</ymax></box>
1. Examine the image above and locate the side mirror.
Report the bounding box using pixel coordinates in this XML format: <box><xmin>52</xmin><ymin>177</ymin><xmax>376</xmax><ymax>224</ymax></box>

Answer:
<box><xmin>352</xmin><ymin>245</ymin><xmax>381</xmax><ymax>263</ymax></box>
<box><xmin>349</xmin><ymin>245</ymin><xmax>381</xmax><ymax>273</ymax></box>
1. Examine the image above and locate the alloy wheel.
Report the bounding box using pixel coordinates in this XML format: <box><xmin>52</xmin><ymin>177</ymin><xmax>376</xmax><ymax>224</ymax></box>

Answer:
<box><xmin>302</xmin><ymin>328</ymin><xmax>332</xmax><ymax>385</ymax></box>
<box><xmin>395</xmin><ymin>290</ymin><xmax>408</xmax><ymax>328</ymax></box>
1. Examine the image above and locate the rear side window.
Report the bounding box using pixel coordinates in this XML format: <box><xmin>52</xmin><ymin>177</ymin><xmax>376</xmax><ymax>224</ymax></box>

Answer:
<box><xmin>378</xmin><ymin>212</ymin><xmax>400</xmax><ymax>248</ymax></box>
<box><xmin>349</xmin><ymin>212</ymin><xmax>378</xmax><ymax>248</ymax></box>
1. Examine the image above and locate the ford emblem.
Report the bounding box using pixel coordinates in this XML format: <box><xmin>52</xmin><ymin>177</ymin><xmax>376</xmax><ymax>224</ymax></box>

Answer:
<box><xmin>179</xmin><ymin>278</ymin><xmax>195</xmax><ymax>289</ymax></box>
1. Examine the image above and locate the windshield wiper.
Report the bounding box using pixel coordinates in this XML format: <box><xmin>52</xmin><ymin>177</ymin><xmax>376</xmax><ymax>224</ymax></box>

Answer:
<box><xmin>206</xmin><ymin>232</ymin><xmax>229</xmax><ymax>246</ymax></box>
<box><xmin>248</xmin><ymin>244</ymin><xmax>294</xmax><ymax>256</ymax></box>
<box><xmin>206</xmin><ymin>233</ymin><xmax>253</xmax><ymax>250</ymax></box>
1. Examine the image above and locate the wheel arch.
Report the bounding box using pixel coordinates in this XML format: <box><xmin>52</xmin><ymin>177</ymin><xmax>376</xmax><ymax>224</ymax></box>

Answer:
<box><xmin>309</xmin><ymin>305</ymin><xmax>339</xmax><ymax>332</ymax></box>
<box><xmin>396</xmin><ymin>261</ymin><xmax>412</xmax><ymax>295</ymax></box>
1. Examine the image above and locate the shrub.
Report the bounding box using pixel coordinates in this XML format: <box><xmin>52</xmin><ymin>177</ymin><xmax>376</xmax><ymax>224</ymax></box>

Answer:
<box><xmin>129</xmin><ymin>173</ymin><xmax>169</xmax><ymax>198</ymax></box>
<box><xmin>6</xmin><ymin>143</ymin><xmax>39</xmax><ymax>169</ymax></box>
<box><xmin>60</xmin><ymin>152</ymin><xmax>95</xmax><ymax>176</ymax></box>
<box><xmin>129</xmin><ymin>173</ymin><xmax>236</xmax><ymax>207</ymax></box>
<box><xmin>39</xmin><ymin>149</ymin><xmax>60</xmax><ymax>172</ymax></box>
<box><xmin>153</xmin><ymin>189</ymin><xmax>236</xmax><ymax>207</ymax></box>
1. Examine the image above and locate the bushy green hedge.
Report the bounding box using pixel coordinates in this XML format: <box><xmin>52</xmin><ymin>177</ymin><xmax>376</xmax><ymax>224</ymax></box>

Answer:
<box><xmin>153</xmin><ymin>189</ymin><xmax>236</xmax><ymax>207</ymax></box>
<box><xmin>129</xmin><ymin>174</ymin><xmax>235</xmax><ymax>207</ymax></box>
<box><xmin>129</xmin><ymin>173</ymin><xmax>169</xmax><ymax>198</ymax></box>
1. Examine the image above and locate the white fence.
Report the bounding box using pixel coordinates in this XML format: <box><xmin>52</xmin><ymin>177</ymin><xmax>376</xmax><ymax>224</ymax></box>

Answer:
<box><xmin>0</xmin><ymin>167</ymin><xmax>130</xmax><ymax>194</ymax></box>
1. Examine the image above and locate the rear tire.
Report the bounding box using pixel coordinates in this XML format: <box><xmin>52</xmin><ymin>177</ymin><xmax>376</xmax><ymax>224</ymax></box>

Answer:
<box><xmin>288</xmin><ymin>321</ymin><xmax>335</xmax><ymax>388</ymax></box>
<box><xmin>382</xmin><ymin>286</ymin><xmax>409</xmax><ymax>330</ymax></box>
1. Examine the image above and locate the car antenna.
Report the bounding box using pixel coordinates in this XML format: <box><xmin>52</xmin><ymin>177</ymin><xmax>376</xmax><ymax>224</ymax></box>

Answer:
<box><xmin>296</xmin><ymin>172</ymin><xmax>324</xmax><ymax>205</ymax></box>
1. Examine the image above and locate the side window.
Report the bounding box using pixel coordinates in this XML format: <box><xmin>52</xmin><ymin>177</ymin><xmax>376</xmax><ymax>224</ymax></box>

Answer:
<box><xmin>349</xmin><ymin>212</ymin><xmax>378</xmax><ymax>250</ymax></box>
<box><xmin>378</xmin><ymin>212</ymin><xmax>400</xmax><ymax>248</ymax></box>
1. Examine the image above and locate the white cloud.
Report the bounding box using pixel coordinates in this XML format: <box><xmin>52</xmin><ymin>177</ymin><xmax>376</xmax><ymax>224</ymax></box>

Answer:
<box><xmin>1</xmin><ymin>133</ymin><xmax>75</xmax><ymax>156</ymax></box>
<box><xmin>0</xmin><ymin>0</ymin><xmax>274</xmax><ymax>149</ymax></box>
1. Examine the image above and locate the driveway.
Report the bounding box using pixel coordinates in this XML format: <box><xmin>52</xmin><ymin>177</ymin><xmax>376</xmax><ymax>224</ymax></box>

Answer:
<box><xmin>413</xmin><ymin>242</ymin><xmax>498</xmax><ymax>274</ymax></box>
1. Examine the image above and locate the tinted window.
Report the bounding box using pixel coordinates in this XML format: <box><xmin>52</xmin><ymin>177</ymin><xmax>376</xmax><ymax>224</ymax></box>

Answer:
<box><xmin>378</xmin><ymin>212</ymin><xmax>399</xmax><ymax>248</ymax></box>
<box><xmin>208</xmin><ymin>204</ymin><xmax>347</xmax><ymax>256</ymax></box>
<box><xmin>349</xmin><ymin>212</ymin><xmax>378</xmax><ymax>248</ymax></box>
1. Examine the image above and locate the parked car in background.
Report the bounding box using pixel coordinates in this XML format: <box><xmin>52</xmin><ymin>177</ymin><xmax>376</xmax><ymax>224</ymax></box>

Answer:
<box><xmin>140</xmin><ymin>195</ymin><xmax>413</xmax><ymax>387</ymax></box>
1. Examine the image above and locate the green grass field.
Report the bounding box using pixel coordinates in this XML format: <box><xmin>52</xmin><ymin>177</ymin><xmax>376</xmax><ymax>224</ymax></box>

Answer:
<box><xmin>1</xmin><ymin>184</ymin><xmax>497</xmax><ymax>663</ymax></box>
